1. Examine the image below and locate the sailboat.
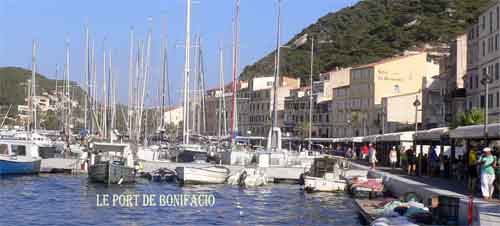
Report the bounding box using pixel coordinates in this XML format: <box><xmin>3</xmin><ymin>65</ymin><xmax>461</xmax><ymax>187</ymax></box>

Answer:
<box><xmin>87</xmin><ymin>26</ymin><xmax>138</xmax><ymax>184</ymax></box>
<box><xmin>0</xmin><ymin>41</ymin><xmax>42</xmax><ymax>175</ymax></box>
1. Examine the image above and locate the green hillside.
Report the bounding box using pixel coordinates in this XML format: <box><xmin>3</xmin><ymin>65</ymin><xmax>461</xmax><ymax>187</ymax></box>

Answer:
<box><xmin>0</xmin><ymin>66</ymin><xmax>85</xmax><ymax>106</ymax></box>
<box><xmin>240</xmin><ymin>0</ymin><xmax>491</xmax><ymax>84</ymax></box>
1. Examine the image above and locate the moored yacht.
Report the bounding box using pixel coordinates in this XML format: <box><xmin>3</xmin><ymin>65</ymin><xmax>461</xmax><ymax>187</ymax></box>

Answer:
<box><xmin>88</xmin><ymin>142</ymin><xmax>136</xmax><ymax>184</ymax></box>
<box><xmin>0</xmin><ymin>140</ymin><xmax>42</xmax><ymax>175</ymax></box>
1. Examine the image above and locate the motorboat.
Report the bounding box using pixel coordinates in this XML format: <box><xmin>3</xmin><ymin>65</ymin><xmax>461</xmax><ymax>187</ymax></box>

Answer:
<box><xmin>177</xmin><ymin>144</ymin><xmax>208</xmax><ymax>163</ymax></box>
<box><xmin>88</xmin><ymin>142</ymin><xmax>136</xmax><ymax>184</ymax></box>
<box><xmin>0</xmin><ymin>140</ymin><xmax>41</xmax><ymax>175</ymax></box>
<box><xmin>303</xmin><ymin>173</ymin><xmax>347</xmax><ymax>192</ymax></box>
<box><xmin>175</xmin><ymin>165</ymin><xmax>229</xmax><ymax>184</ymax></box>
<box><xmin>300</xmin><ymin>157</ymin><xmax>347</xmax><ymax>193</ymax></box>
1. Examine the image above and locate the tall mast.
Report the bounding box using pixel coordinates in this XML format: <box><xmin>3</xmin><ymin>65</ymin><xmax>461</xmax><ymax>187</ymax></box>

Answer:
<box><xmin>230</xmin><ymin>0</ymin><xmax>240</xmax><ymax>142</ymax></box>
<box><xmin>31</xmin><ymin>40</ymin><xmax>37</xmax><ymax>133</ymax></box>
<box><xmin>182</xmin><ymin>0</ymin><xmax>192</xmax><ymax>144</ymax></box>
<box><xmin>160</xmin><ymin>36</ymin><xmax>167</xmax><ymax>130</ymax></box>
<box><xmin>308</xmin><ymin>37</ymin><xmax>314</xmax><ymax>151</ymax></box>
<box><xmin>128</xmin><ymin>28</ymin><xmax>134</xmax><ymax>137</ymax></box>
<box><xmin>102</xmin><ymin>46</ymin><xmax>107</xmax><ymax>139</ymax></box>
<box><xmin>218</xmin><ymin>44</ymin><xmax>227</xmax><ymax>138</ymax></box>
<box><xmin>65</xmin><ymin>38</ymin><xmax>71</xmax><ymax>137</ymax></box>
<box><xmin>270</xmin><ymin>0</ymin><xmax>282</xmax><ymax>149</ymax></box>
<box><xmin>199</xmin><ymin>41</ymin><xmax>207</xmax><ymax>135</ymax></box>
<box><xmin>84</xmin><ymin>25</ymin><xmax>90</xmax><ymax>131</ymax></box>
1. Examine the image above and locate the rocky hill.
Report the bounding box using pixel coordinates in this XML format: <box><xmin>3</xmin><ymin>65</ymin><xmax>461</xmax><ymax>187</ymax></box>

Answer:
<box><xmin>240</xmin><ymin>0</ymin><xmax>491</xmax><ymax>84</ymax></box>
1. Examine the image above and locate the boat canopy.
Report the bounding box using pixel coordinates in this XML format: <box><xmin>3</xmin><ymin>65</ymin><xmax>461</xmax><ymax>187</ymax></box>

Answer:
<box><xmin>414</xmin><ymin>127</ymin><xmax>449</xmax><ymax>141</ymax></box>
<box><xmin>235</xmin><ymin>136</ymin><xmax>265</xmax><ymax>140</ymax></box>
<box><xmin>449</xmin><ymin>123</ymin><xmax>500</xmax><ymax>139</ymax></box>
<box><xmin>378</xmin><ymin>131</ymin><xmax>415</xmax><ymax>142</ymax></box>
<box><xmin>92</xmin><ymin>142</ymin><xmax>129</xmax><ymax>152</ymax></box>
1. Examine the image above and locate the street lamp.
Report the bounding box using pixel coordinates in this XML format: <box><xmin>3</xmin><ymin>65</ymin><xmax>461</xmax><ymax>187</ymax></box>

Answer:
<box><xmin>413</xmin><ymin>95</ymin><xmax>421</xmax><ymax>176</ymax></box>
<box><xmin>481</xmin><ymin>70</ymin><xmax>493</xmax><ymax>143</ymax></box>
<box><xmin>347</xmin><ymin>119</ymin><xmax>353</xmax><ymax>151</ymax></box>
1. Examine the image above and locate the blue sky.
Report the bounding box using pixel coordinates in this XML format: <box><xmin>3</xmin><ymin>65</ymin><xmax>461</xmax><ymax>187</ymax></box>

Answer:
<box><xmin>0</xmin><ymin>0</ymin><xmax>358</xmax><ymax>106</ymax></box>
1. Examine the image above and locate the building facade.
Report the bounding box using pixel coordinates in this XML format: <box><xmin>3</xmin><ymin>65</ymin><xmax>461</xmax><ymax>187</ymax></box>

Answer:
<box><xmin>344</xmin><ymin>52</ymin><xmax>439</xmax><ymax>136</ymax></box>
<box><xmin>465</xmin><ymin>3</ymin><xmax>500</xmax><ymax>123</ymax></box>
<box><xmin>237</xmin><ymin>76</ymin><xmax>300</xmax><ymax>137</ymax></box>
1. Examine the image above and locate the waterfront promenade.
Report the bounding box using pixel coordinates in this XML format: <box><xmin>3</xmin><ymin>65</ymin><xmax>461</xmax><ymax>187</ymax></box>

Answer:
<box><xmin>348</xmin><ymin>159</ymin><xmax>500</xmax><ymax>226</ymax></box>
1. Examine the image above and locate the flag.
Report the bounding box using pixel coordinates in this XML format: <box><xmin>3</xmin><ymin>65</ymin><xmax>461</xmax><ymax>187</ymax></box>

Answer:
<box><xmin>293</xmin><ymin>34</ymin><xmax>308</xmax><ymax>48</ymax></box>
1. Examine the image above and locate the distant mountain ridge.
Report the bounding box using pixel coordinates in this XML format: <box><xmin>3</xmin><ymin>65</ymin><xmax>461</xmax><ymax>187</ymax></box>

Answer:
<box><xmin>240</xmin><ymin>0</ymin><xmax>491</xmax><ymax>84</ymax></box>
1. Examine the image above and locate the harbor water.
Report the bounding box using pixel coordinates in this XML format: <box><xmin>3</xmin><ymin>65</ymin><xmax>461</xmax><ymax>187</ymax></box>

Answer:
<box><xmin>0</xmin><ymin>174</ymin><xmax>361</xmax><ymax>226</ymax></box>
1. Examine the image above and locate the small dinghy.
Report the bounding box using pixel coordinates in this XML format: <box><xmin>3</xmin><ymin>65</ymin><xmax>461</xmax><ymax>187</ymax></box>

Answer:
<box><xmin>175</xmin><ymin>165</ymin><xmax>229</xmax><ymax>185</ymax></box>
<box><xmin>227</xmin><ymin>168</ymin><xmax>268</xmax><ymax>187</ymax></box>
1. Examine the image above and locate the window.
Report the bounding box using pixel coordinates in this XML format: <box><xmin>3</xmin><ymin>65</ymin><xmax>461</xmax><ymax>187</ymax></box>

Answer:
<box><xmin>497</xmin><ymin>92</ymin><xmax>500</xmax><ymax>107</ymax></box>
<box><xmin>491</xmin><ymin>11</ymin><xmax>494</xmax><ymax>33</ymax></box>
<box><xmin>476</xmin><ymin>75</ymin><xmax>479</xmax><ymax>89</ymax></box>
<box><xmin>481</xmin><ymin>95</ymin><xmax>486</xmax><ymax>108</ymax></box>
<box><xmin>11</xmin><ymin>145</ymin><xmax>26</xmax><ymax>156</ymax></box>
<box><xmin>498</xmin><ymin>7</ymin><xmax>500</xmax><ymax>29</ymax></box>
<box><xmin>496</xmin><ymin>63</ymin><xmax>500</xmax><ymax>80</ymax></box>
<box><xmin>483</xmin><ymin>16</ymin><xmax>486</xmax><ymax>30</ymax></box>
<box><xmin>470</xmin><ymin>76</ymin><xmax>473</xmax><ymax>89</ymax></box>
<box><xmin>496</xmin><ymin>34</ymin><xmax>499</xmax><ymax>50</ymax></box>
<box><xmin>0</xmin><ymin>144</ymin><xmax>8</xmax><ymax>155</ymax></box>
<box><xmin>483</xmin><ymin>40</ymin><xmax>486</xmax><ymax>56</ymax></box>
<box><xmin>489</xmin><ymin>94</ymin><xmax>494</xmax><ymax>108</ymax></box>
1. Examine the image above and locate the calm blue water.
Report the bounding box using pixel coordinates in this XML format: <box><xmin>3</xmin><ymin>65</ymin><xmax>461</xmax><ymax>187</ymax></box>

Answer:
<box><xmin>0</xmin><ymin>174</ymin><xmax>361</xmax><ymax>226</ymax></box>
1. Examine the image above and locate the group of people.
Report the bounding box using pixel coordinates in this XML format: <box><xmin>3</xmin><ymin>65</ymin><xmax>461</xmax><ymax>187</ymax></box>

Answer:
<box><xmin>344</xmin><ymin>143</ymin><xmax>378</xmax><ymax>169</ymax></box>
<box><xmin>466</xmin><ymin>147</ymin><xmax>500</xmax><ymax>200</ymax></box>
<box><xmin>342</xmin><ymin>141</ymin><xmax>500</xmax><ymax>201</ymax></box>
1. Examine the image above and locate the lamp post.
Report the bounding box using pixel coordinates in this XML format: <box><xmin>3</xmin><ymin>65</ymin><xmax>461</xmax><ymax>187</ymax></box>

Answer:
<box><xmin>413</xmin><ymin>95</ymin><xmax>421</xmax><ymax>176</ymax></box>
<box><xmin>481</xmin><ymin>70</ymin><xmax>493</xmax><ymax>144</ymax></box>
<box><xmin>347</xmin><ymin>119</ymin><xmax>353</xmax><ymax>151</ymax></box>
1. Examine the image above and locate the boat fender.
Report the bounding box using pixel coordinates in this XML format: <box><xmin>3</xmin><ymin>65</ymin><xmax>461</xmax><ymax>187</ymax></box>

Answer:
<box><xmin>238</xmin><ymin>171</ymin><xmax>248</xmax><ymax>187</ymax></box>
<box><xmin>298</xmin><ymin>173</ymin><xmax>305</xmax><ymax>186</ymax></box>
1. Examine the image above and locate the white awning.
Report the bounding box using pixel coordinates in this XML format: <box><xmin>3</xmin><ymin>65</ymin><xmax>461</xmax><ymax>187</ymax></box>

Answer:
<box><xmin>414</xmin><ymin>127</ymin><xmax>449</xmax><ymax>141</ymax></box>
<box><xmin>362</xmin><ymin>135</ymin><xmax>379</xmax><ymax>143</ymax></box>
<box><xmin>378</xmin><ymin>131</ymin><xmax>415</xmax><ymax>142</ymax></box>
<box><xmin>449</xmin><ymin>123</ymin><xmax>500</xmax><ymax>139</ymax></box>
<box><xmin>352</xmin><ymin>136</ymin><xmax>363</xmax><ymax>143</ymax></box>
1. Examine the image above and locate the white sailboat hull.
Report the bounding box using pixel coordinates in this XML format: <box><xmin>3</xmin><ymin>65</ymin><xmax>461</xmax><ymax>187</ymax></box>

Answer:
<box><xmin>304</xmin><ymin>176</ymin><xmax>346</xmax><ymax>192</ymax></box>
<box><xmin>175</xmin><ymin>166</ymin><xmax>229</xmax><ymax>184</ymax></box>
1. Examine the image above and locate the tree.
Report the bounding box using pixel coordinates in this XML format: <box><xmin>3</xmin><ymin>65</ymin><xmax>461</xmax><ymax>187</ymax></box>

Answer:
<box><xmin>350</xmin><ymin>110</ymin><xmax>368</xmax><ymax>136</ymax></box>
<box><xmin>40</xmin><ymin>110</ymin><xmax>60</xmax><ymax>130</ymax></box>
<box><xmin>450</xmin><ymin>108</ymin><xmax>485</xmax><ymax>129</ymax></box>
<box><xmin>299</xmin><ymin>120</ymin><xmax>311</xmax><ymax>140</ymax></box>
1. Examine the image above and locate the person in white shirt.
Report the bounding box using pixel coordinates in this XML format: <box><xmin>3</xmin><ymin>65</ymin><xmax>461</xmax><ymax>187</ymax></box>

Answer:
<box><xmin>389</xmin><ymin>146</ymin><xmax>397</xmax><ymax>169</ymax></box>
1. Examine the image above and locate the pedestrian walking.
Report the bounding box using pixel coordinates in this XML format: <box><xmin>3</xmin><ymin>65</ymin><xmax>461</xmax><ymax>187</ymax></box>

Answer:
<box><xmin>495</xmin><ymin>152</ymin><xmax>500</xmax><ymax>199</ymax></box>
<box><xmin>368</xmin><ymin>143</ymin><xmax>377</xmax><ymax>169</ymax></box>
<box><xmin>407</xmin><ymin>149</ymin><xmax>417</xmax><ymax>176</ymax></box>
<box><xmin>467</xmin><ymin>147</ymin><xmax>478</xmax><ymax>193</ymax></box>
<box><xmin>389</xmin><ymin>146</ymin><xmax>397</xmax><ymax>169</ymax></box>
<box><xmin>362</xmin><ymin>144</ymin><xmax>369</xmax><ymax>160</ymax></box>
<box><xmin>478</xmin><ymin>147</ymin><xmax>497</xmax><ymax>200</ymax></box>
